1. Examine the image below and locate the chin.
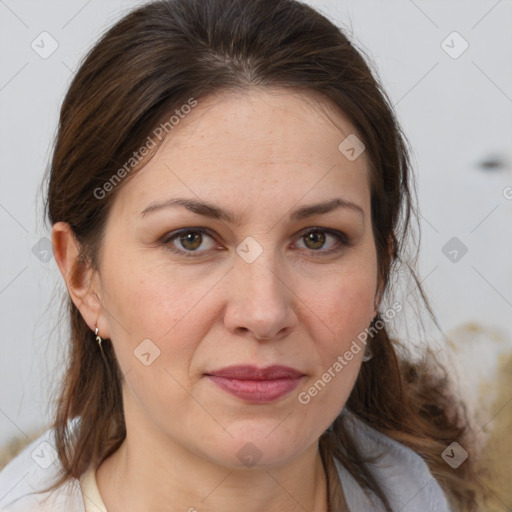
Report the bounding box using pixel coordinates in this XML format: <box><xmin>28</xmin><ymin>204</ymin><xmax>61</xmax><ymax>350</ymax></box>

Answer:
<box><xmin>200</xmin><ymin>425</ymin><xmax>314</xmax><ymax>470</ymax></box>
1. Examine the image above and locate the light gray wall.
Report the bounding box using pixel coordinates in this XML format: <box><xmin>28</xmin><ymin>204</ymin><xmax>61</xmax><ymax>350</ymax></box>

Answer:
<box><xmin>1</xmin><ymin>0</ymin><xmax>511</xmax><ymax>444</ymax></box>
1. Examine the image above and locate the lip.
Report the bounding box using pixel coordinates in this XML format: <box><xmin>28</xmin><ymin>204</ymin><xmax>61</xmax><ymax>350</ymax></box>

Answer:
<box><xmin>205</xmin><ymin>365</ymin><xmax>305</xmax><ymax>403</ymax></box>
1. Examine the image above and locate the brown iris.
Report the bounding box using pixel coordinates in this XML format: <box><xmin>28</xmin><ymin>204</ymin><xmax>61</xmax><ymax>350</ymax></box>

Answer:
<box><xmin>303</xmin><ymin>230</ymin><xmax>326</xmax><ymax>250</ymax></box>
<box><xmin>179</xmin><ymin>231</ymin><xmax>203</xmax><ymax>250</ymax></box>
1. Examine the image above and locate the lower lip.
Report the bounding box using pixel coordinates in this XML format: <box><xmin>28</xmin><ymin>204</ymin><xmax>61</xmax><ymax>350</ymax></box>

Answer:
<box><xmin>207</xmin><ymin>375</ymin><xmax>303</xmax><ymax>403</ymax></box>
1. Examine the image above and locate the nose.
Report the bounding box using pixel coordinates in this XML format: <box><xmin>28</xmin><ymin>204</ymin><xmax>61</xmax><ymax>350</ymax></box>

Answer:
<box><xmin>223</xmin><ymin>254</ymin><xmax>298</xmax><ymax>342</ymax></box>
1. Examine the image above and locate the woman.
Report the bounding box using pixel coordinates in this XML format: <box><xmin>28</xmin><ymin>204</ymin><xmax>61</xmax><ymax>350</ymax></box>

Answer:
<box><xmin>0</xmin><ymin>0</ymin><xmax>488</xmax><ymax>510</ymax></box>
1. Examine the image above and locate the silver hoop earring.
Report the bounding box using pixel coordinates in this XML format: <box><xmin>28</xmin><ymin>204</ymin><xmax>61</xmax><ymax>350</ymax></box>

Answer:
<box><xmin>95</xmin><ymin>327</ymin><xmax>105</xmax><ymax>356</ymax></box>
<box><xmin>362</xmin><ymin>314</ymin><xmax>379</xmax><ymax>362</ymax></box>
<box><xmin>362</xmin><ymin>344</ymin><xmax>373</xmax><ymax>362</ymax></box>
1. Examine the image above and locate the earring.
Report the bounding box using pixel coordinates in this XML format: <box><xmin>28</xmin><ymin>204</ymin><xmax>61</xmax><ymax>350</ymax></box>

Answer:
<box><xmin>362</xmin><ymin>313</ymin><xmax>379</xmax><ymax>363</ymax></box>
<box><xmin>362</xmin><ymin>344</ymin><xmax>373</xmax><ymax>362</ymax></box>
<box><xmin>95</xmin><ymin>327</ymin><xmax>104</xmax><ymax>356</ymax></box>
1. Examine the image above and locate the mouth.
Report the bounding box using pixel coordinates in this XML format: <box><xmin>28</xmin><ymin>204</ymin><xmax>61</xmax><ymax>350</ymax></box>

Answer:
<box><xmin>205</xmin><ymin>365</ymin><xmax>305</xmax><ymax>403</ymax></box>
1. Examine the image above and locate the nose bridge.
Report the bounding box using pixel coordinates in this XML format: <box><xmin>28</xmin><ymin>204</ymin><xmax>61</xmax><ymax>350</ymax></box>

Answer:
<box><xmin>239</xmin><ymin>255</ymin><xmax>283</xmax><ymax>296</ymax></box>
<box><xmin>226</xmin><ymin>239</ymin><xmax>297</xmax><ymax>338</ymax></box>
<box><xmin>236</xmin><ymin>241</ymin><xmax>285</xmax><ymax>304</ymax></box>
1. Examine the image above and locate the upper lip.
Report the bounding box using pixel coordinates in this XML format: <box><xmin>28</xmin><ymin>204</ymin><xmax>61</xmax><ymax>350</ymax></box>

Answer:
<box><xmin>206</xmin><ymin>365</ymin><xmax>305</xmax><ymax>380</ymax></box>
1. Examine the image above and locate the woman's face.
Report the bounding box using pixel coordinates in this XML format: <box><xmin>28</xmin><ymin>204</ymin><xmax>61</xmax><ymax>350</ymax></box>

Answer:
<box><xmin>93</xmin><ymin>88</ymin><xmax>378</xmax><ymax>468</ymax></box>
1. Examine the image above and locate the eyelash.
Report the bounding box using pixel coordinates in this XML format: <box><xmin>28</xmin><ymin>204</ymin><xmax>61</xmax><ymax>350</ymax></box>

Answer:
<box><xmin>160</xmin><ymin>227</ymin><xmax>352</xmax><ymax>258</ymax></box>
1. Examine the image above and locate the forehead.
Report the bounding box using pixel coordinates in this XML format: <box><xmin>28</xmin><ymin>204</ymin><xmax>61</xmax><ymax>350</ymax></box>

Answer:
<box><xmin>111</xmin><ymin>87</ymin><xmax>372</xmax><ymax>221</ymax></box>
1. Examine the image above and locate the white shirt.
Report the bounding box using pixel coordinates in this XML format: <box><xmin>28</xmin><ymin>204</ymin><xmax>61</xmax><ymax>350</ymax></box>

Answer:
<box><xmin>0</xmin><ymin>409</ymin><xmax>452</xmax><ymax>511</ymax></box>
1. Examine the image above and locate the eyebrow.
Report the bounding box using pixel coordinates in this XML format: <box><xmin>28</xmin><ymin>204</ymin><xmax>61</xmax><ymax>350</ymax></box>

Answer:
<box><xmin>140</xmin><ymin>196</ymin><xmax>364</xmax><ymax>223</ymax></box>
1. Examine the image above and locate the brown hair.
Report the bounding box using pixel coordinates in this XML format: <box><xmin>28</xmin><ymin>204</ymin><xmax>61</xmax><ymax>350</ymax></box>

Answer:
<box><xmin>42</xmin><ymin>0</ymin><xmax>487</xmax><ymax>509</ymax></box>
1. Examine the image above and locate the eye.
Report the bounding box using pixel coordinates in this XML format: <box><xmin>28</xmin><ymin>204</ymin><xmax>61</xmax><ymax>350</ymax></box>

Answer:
<box><xmin>294</xmin><ymin>228</ymin><xmax>350</xmax><ymax>255</ymax></box>
<box><xmin>161</xmin><ymin>228</ymin><xmax>217</xmax><ymax>256</ymax></box>
<box><xmin>161</xmin><ymin>226</ymin><xmax>351</xmax><ymax>258</ymax></box>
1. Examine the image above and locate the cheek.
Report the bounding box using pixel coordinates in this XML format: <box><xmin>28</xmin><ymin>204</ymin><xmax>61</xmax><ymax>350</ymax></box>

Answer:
<box><xmin>296</xmin><ymin>270</ymin><xmax>376</xmax><ymax>421</ymax></box>
<box><xmin>98</xmin><ymin>251</ymin><xmax>212</xmax><ymax>371</ymax></box>
<box><xmin>99</xmin><ymin>260</ymin><xmax>210</xmax><ymax>418</ymax></box>
<box><xmin>299</xmin><ymin>265</ymin><xmax>376</xmax><ymax>411</ymax></box>
<box><xmin>332</xmin><ymin>278</ymin><xmax>376</xmax><ymax>337</ymax></box>
<box><xmin>311</xmin><ymin>260</ymin><xmax>377</xmax><ymax>348</ymax></box>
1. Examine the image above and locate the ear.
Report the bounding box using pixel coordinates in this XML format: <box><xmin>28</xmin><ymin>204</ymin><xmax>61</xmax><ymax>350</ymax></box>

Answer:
<box><xmin>373</xmin><ymin>232</ymin><xmax>397</xmax><ymax>316</ymax></box>
<box><xmin>52</xmin><ymin>222</ymin><xmax>103</xmax><ymax>333</ymax></box>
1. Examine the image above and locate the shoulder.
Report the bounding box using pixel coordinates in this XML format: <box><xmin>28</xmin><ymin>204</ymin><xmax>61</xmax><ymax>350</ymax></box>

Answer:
<box><xmin>335</xmin><ymin>409</ymin><xmax>453</xmax><ymax>512</ymax></box>
<box><xmin>0</xmin><ymin>422</ymin><xmax>84</xmax><ymax>512</ymax></box>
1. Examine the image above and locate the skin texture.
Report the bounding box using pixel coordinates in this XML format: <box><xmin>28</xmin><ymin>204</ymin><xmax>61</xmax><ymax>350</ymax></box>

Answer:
<box><xmin>53</xmin><ymin>87</ymin><xmax>380</xmax><ymax>512</ymax></box>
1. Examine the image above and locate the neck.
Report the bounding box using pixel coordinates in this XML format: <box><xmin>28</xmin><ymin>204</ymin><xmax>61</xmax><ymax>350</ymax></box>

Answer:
<box><xmin>96</xmin><ymin>418</ymin><xmax>330</xmax><ymax>512</ymax></box>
